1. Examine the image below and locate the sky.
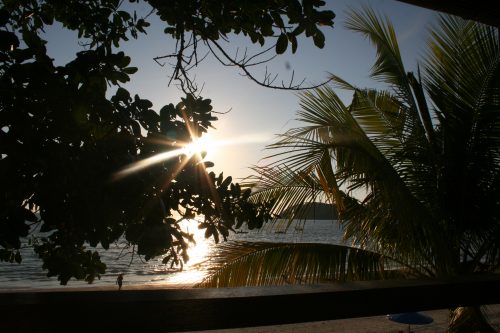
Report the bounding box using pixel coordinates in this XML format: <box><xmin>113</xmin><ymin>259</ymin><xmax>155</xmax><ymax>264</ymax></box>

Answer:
<box><xmin>44</xmin><ymin>0</ymin><xmax>438</xmax><ymax>181</ymax></box>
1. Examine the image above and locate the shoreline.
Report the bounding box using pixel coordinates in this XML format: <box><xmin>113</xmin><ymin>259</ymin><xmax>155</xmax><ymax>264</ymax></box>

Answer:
<box><xmin>0</xmin><ymin>281</ymin><xmax>196</xmax><ymax>293</ymax></box>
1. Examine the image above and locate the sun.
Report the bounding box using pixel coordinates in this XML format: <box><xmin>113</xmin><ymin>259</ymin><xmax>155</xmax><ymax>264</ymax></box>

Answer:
<box><xmin>184</xmin><ymin>134</ymin><xmax>217</xmax><ymax>159</ymax></box>
<box><xmin>112</xmin><ymin>133</ymin><xmax>219</xmax><ymax>180</ymax></box>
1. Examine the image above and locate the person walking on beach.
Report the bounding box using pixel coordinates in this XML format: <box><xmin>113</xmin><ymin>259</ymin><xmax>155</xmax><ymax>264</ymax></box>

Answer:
<box><xmin>116</xmin><ymin>273</ymin><xmax>123</xmax><ymax>290</ymax></box>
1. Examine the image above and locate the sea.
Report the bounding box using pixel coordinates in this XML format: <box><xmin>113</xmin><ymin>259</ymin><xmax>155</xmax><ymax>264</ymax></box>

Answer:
<box><xmin>0</xmin><ymin>219</ymin><xmax>346</xmax><ymax>290</ymax></box>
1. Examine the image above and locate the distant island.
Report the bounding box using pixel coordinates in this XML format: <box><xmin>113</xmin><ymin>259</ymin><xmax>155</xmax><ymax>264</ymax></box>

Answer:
<box><xmin>282</xmin><ymin>202</ymin><xmax>338</xmax><ymax>220</ymax></box>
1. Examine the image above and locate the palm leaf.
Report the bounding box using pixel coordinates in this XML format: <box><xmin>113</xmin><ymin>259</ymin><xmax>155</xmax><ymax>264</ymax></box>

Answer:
<box><xmin>329</xmin><ymin>74</ymin><xmax>434</xmax><ymax>202</ymax></box>
<box><xmin>195</xmin><ymin>241</ymin><xmax>395</xmax><ymax>288</ymax></box>
<box><xmin>344</xmin><ymin>6</ymin><xmax>413</xmax><ymax>105</ymax></box>
<box><xmin>424</xmin><ymin>15</ymin><xmax>500</xmax><ymax>263</ymax></box>
<box><xmin>244</xmin><ymin>164</ymin><xmax>329</xmax><ymax>232</ymax></box>
<box><xmin>249</xmin><ymin>81</ymin><xmax>439</xmax><ymax>271</ymax></box>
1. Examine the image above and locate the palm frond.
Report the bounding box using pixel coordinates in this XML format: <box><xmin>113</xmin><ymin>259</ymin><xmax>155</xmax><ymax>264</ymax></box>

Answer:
<box><xmin>244</xmin><ymin>165</ymin><xmax>323</xmax><ymax>228</ymax></box>
<box><xmin>251</xmin><ymin>82</ymin><xmax>438</xmax><ymax>264</ymax></box>
<box><xmin>425</xmin><ymin>15</ymin><xmax>500</xmax><ymax>158</ymax></box>
<box><xmin>330</xmin><ymin>74</ymin><xmax>432</xmax><ymax>189</ymax></box>
<box><xmin>196</xmin><ymin>241</ymin><xmax>392</xmax><ymax>288</ymax></box>
<box><xmin>344</xmin><ymin>6</ymin><xmax>413</xmax><ymax>105</ymax></box>
<box><xmin>317</xmin><ymin>147</ymin><xmax>345</xmax><ymax>214</ymax></box>
<box><xmin>328</xmin><ymin>76</ymin><xmax>435</xmax><ymax>206</ymax></box>
<box><xmin>425</xmin><ymin>16</ymin><xmax>499</xmax><ymax>120</ymax></box>
<box><xmin>424</xmin><ymin>15</ymin><xmax>500</xmax><ymax>244</ymax></box>
<box><xmin>349</xmin><ymin>89</ymin><xmax>406</xmax><ymax>151</ymax></box>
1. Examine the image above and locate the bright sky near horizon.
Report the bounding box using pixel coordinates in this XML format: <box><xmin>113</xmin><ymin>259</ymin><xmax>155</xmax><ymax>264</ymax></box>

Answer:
<box><xmin>44</xmin><ymin>0</ymin><xmax>437</xmax><ymax>181</ymax></box>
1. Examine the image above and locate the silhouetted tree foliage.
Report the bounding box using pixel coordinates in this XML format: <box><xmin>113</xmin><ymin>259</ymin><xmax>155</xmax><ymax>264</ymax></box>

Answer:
<box><xmin>0</xmin><ymin>0</ymin><xmax>334</xmax><ymax>284</ymax></box>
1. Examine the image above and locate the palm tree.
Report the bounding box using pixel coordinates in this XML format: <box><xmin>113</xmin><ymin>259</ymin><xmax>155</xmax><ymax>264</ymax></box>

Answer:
<box><xmin>198</xmin><ymin>7</ymin><xmax>500</xmax><ymax>332</ymax></box>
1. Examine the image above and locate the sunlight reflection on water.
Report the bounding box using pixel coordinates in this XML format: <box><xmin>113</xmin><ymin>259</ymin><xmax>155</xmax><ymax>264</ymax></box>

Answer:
<box><xmin>0</xmin><ymin>219</ymin><xmax>344</xmax><ymax>289</ymax></box>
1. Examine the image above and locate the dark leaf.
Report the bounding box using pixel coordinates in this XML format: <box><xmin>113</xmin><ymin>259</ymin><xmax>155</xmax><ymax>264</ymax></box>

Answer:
<box><xmin>276</xmin><ymin>33</ymin><xmax>288</xmax><ymax>54</ymax></box>
<box><xmin>123</xmin><ymin>67</ymin><xmax>138</xmax><ymax>74</ymax></box>
<box><xmin>313</xmin><ymin>31</ymin><xmax>325</xmax><ymax>48</ymax></box>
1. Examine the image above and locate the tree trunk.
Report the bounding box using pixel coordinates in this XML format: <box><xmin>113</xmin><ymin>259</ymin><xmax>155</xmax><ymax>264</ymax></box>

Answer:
<box><xmin>448</xmin><ymin>306</ymin><xmax>496</xmax><ymax>332</ymax></box>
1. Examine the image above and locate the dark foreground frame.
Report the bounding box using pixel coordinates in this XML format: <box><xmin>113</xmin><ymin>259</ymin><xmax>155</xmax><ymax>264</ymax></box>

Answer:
<box><xmin>1</xmin><ymin>275</ymin><xmax>499</xmax><ymax>332</ymax></box>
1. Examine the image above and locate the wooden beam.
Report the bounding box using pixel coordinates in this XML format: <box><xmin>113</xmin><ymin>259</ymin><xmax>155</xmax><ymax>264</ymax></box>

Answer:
<box><xmin>395</xmin><ymin>0</ymin><xmax>499</xmax><ymax>28</ymax></box>
<box><xmin>1</xmin><ymin>275</ymin><xmax>499</xmax><ymax>332</ymax></box>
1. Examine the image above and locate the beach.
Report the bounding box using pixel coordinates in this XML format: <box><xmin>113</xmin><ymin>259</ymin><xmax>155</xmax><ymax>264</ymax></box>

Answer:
<box><xmin>186</xmin><ymin>305</ymin><xmax>500</xmax><ymax>333</ymax></box>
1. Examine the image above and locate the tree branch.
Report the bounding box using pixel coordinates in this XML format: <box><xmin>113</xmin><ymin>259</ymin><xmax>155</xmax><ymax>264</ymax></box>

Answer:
<box><xmin>207</xmin><ymin>39</ymin><xmax>331</xmax><ymax>91</ymax></box>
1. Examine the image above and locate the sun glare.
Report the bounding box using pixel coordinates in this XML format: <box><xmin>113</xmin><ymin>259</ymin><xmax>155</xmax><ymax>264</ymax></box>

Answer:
<box><xmin>112</xmin><ymin>134</ymin><xmax>218</xmax><ymax>180</ymax></box>
<box><xmin>112</xmin><ymin>132</ymin><xmax>271</xmax><ymax>181</ymax></box>
<box><xmin>184</xmin><ymin>134</ymin><xmax>217</xmax><ymax>159</ymax></box>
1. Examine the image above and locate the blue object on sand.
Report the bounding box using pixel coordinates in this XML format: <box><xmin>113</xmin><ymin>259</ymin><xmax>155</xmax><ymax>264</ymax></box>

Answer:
<box><xmin>387</xmin><ymin>312</ymin><xmax>433</xmax><ymax>332</ymax></box>
<box><xmin>387</xmin><ymin>312</ymin><xmax>433</xmax><ymax>325</ymax></box>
